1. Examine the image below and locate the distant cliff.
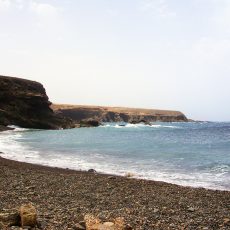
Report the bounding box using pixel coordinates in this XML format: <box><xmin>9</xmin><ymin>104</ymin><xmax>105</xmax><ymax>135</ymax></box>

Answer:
<box><xmin>51</xmin><ymin>104</ymin><xmax>188</xmax><ymax>124</ymax></box>
<box><xmin>0</xmin><ymin>75</ymin><xmax>74</xmax><ymax>131</ymax></box>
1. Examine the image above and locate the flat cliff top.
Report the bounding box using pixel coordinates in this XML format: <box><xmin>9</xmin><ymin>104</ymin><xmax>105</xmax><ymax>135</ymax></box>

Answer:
<box><xmin>0</xmin><ymin>75</ymin><xmax>46</xmax><ymax>98</ymax></box>
<box><xmin>51</xmin><ymin>104</ymin><xmax>184</xmax><ymax>116</ymax></box>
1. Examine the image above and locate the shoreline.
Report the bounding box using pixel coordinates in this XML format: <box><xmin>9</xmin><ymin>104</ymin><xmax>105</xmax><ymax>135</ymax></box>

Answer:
<box><xmin>0</xmin><ymin>156</ymin><xmax>230</xmax><ymax>229</ymax></box>
<box><xmin>2</xmin><ymin>122</ymin><xmax>229</xmax><ymax>193</ymax></box>
<box><xmin>0</xmin><ymin>151</ymin><xmax>229</xmax><ymax>192</ymax></box>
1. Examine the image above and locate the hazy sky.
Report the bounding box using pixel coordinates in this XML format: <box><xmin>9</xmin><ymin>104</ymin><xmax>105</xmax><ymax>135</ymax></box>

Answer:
<box><xmin>1</xmin><ymin>0</ymin><xmax>230</xmax><ymax>121</ymax></box>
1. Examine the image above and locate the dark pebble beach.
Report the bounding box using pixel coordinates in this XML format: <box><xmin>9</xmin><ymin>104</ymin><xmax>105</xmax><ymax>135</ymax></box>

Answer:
<box><xmin>0</xmin><ymin>156</ymin><xmax>230</xmax><ymax>229</ymax></box>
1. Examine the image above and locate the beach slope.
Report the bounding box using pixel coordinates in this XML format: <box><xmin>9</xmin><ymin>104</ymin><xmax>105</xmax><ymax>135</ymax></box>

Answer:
<box><xmin>0</xmin><ymin>156</ymin><xmax>229</xmax><ymax>229</ymax></box>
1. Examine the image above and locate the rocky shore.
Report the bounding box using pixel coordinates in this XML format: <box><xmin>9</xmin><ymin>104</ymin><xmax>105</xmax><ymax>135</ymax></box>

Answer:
<box><xmin>51</xmin><ymin>104</ymin><xmax>188</xmax><ymax>124</ymax></box>
<box><xmin>0</xmin><ymin>75</ymin><xmax>74</xmax><ymax>130</ymax></box>
<box><xmin>0</xmin><ymin>156</ymin><xmax>229</xmax><ymax>229</ymax></box>
<box><xmin>0</xmin><ymin>75</ymin><xmax>189</xmax><ymax>131</ymax></box>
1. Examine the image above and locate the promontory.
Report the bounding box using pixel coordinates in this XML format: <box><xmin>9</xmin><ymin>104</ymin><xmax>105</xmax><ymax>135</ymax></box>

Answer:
<box><xmin>0</xmin><ymin>75</ymin><xmax>188</xmax><ymax>131</ymax></box>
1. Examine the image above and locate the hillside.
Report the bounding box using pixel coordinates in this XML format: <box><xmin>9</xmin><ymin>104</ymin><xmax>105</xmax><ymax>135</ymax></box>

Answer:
<box><xmin>0</xmin><ymin>75</ymin><xmax>74</xmax><ymax>131</ymax></box>
<box><xmin>51</xmin><ymin>104</ymin><xmax>188</xmax><ymax>124</ymax></box>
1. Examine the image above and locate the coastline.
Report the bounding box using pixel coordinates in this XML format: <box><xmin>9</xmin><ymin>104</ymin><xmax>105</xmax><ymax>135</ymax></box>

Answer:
<box><xmin>0</xmin><ymin>156</ymin><xmax>230</xmax><ymax>229</ymax></box>
<box><xmin>1</xmin><ymin>122</ymin><xmax>229</xmax><ymax>192</ymax></box>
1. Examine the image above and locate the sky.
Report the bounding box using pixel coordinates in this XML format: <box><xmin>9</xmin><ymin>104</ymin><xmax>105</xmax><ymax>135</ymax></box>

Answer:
<box><xmin>0</xmin><ymin>0</ymin><xmax>230</xmax><ymax>121</ymax></box>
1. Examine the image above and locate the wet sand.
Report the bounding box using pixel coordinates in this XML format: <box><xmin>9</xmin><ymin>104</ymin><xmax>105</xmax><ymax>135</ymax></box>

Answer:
<box><xmin>0</xmin><ymin>156</ymin><xmax>230</xmax><ymax>229</ymax></box>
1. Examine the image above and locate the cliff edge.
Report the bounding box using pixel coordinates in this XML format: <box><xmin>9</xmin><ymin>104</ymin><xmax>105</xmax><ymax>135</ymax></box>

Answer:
<box><xmin>51</xmin><ymin>104</ymin><xmax>188</xmax><ymax>124</ymax></box>
<box><xmin>0</xmin><ymin>75</ymin><xmax>74</xmax><ymax>130</ymax></box>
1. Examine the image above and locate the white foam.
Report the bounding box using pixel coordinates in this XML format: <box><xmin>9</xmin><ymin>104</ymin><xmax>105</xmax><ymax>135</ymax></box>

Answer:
<box><xmin>0</xmin><ymin>131</ymin><xmax>40</xmax><ymax>162</ymax></box>
<box><xmin>101</xmin><ymin>123</ymin><xmax>181</xmax><ymax>129</ymax></box>
<box><xmin>150</xmin><ymin>124</ymin><xmax>180</xmax><ymax>129</ymax></box>
<box><xmin>7</xmin><ymin>125</ymin><xmax>31</xmax><ymax>132</ymax></box>
<box><xmin>0</xmin><ymin>128</ymin><xmax>229</xmax><ymax>191</ymax></box>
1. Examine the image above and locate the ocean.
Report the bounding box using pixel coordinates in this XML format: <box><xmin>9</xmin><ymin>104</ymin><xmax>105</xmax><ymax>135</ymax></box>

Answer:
<box><xmin>0</xmin><ymin>122</ymin><xmax>230</xmax><ymax>191</ymax></box>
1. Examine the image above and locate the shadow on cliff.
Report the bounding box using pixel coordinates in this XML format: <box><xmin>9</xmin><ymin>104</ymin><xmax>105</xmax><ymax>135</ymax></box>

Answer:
<box><xmin>0</xmin><ymin>75</ymin><xmax>74</xmax><ymax>131</ymax></box>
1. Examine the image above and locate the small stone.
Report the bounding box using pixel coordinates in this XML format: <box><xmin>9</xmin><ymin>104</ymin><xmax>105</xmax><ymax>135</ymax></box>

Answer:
<box><xmin>108</xmin><ymin>176</ymin><xmax>116</xmax><ymax>179</ymax></box>
<box><xmin>88</xmin><ymin>169</ymin><xmax>97</xmax><ymax>173</ymax></box>
<box><xmin>37</xmin><ymin>220</ymin><xmax>47</xmax><ymax>229</ymax></box>
<box><xmin>74</xmin><ymin>223</ymin><xmax>86</xmax><ymax>230</ymax></box>
<box><xmin>187</xmin><ymin>207</ymin><xmax>195</xmax><ymax>212</ymax></box>
<box><xmin>79</xmin><ymin>221</ymin><xmax>86</xmax><ymax>228</ymax></box>
<box><xmin>224</xmin><ymin>218</ymin><xmax>230</xmax><ymax>225</ymax></box>
<box><xmin>20</xmin><ymin>204</ymin><xmax>37</xmax><ymax>227</ymax></box>
<box><xmin>153</xmin><ymin>208</ymin><xmax>159</xmax><ymax>213</ymax></box>
<box><xmin>125</xmin><ymin>172</ymin><xmax>135</xmax><ymax>178</ymax></box>
<box><xmin>124</xmin><ymin>224</ymin><xmax>133</xmax><ymax>230</ymax></box>
<box><xmin>0</xmin><ymin>222</ymin><xmax>5</xmax><ymax>229</ymax></box>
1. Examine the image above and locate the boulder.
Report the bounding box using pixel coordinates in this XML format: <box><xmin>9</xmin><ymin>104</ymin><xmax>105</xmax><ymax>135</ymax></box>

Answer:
<box><xmin>0</xmin><ymin>125</ymin><xmax>14</xmax><ymax>132</ymax></box>
<box><xmin>19</xmin><ymin>204</ymin><xmax>37</xmax><ymax>227</ymax></box>
<box><xmin>0</xmin><ymin>209</ymin><xmax>20</xmax><ymax>227</ymax></box>
<box><xmin>80</xmin><ymin>119</ymin><xmax>100</xmax><ymax>127</ymax></box>
<box><xmin>88</xmin><ymin>169</ymin><xmax>97</xmax><ymax>173</ymax></box>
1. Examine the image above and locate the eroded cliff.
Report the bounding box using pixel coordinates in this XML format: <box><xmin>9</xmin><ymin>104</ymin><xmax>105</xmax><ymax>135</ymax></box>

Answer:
<box><xmin>52</xmin><ymin>104</ymin><xmax>188</xmax><ymax>124</ymax></box>
<box><xmin>0</xmin><ymin>75</ymin><xmax>74</xmax><ymax>130</ymax></box>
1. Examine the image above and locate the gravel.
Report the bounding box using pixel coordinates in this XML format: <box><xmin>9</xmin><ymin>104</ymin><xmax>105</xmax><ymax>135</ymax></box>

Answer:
<box><xmin>0</xmin><ymin>156</ymin><xmax>230</xmax><ymax>229</ymax></box>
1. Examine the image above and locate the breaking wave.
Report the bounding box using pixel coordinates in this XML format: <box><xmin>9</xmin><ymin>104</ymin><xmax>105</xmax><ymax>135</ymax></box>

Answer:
<box><xmin>0</xmin><ymin>122</ymin><xmax>230</xmax><ymax>191</ymax></box>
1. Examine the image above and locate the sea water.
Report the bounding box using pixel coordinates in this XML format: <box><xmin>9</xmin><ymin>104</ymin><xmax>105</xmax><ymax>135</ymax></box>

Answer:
<box><xmin>0</xmin><ymin>122</ymin><xmax>230</xmax><ymax>190</ymax></box>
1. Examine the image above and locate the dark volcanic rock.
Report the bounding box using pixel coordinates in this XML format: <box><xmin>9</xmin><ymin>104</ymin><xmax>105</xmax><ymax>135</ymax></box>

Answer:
<box><xmin>88</xmin><ymin>169</ymin><xmax>97</xmax><ymax>173</ymax></box>
<box><xmin>0</xmin><ymin>125</ymin><xmax>14</xmax><ymax>132</ymax></box>
<box><xmin>0</xmin><ymin>75</ymin><xmax>74</xmax><ymax>130</ymax></box>
<box><xmin>80</xmin><ymin>119</ymin><xmax>100</xmax><ymax>127</ymax></box>
<box><xmin>0</xmin><ymin>209</ymin><xmax>20</xmax><ymax>227</ymax></box>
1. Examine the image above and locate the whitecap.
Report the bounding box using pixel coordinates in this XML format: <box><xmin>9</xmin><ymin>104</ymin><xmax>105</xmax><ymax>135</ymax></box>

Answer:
<box><xmin>150</xmin><ymin>124</ymin><xmax>180</xmax><ymax>129</ymax></box>
<box><xmin>7</xmin><ymin>125</ymin><xmax>31</xmax><ymax>132</ymax></box>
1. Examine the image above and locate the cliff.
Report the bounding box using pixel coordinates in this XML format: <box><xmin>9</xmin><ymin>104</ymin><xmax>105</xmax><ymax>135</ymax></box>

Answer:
<box><xmin>0</xmin><ymin>75</ymin><xmax>74</xmax><ymax>130</ymax></box>
<box><xmin>51</xmin><ymin>104</ymin><xmax>188</xmax><ymax>124</ymax></box>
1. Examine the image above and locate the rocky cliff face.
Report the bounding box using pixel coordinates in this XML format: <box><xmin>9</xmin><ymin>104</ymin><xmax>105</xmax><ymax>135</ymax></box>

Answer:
<box><xmin>52</xmin><ymin>104</ymin><xmax>188</xmax><ymax>124</ymax></box>
<box><xmin>0</xmin><ymin>75</ymin><xmax>74</xmax><ymax>130</ymax></box>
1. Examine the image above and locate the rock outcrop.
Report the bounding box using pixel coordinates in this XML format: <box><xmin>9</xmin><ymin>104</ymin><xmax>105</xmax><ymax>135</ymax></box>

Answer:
<box><xmin>0</xmin><ymin>209</ymin><xmax>20</xmax><ymax>227</ymax></box>
<box><xmin>0</xmin><ymin>75</ymin><xmax>74</xmax><ymax>130</ymax></box>
<box><xmin>51</xmin><ymin>104</ymin><xmax>188</xmax><ymax>124</ymax></box>
<box><xmin>0</xmin><ymin>204</ymin><xmax>38</xmax><ymax>228</ymax></box>
<box><xmin>0</xmin><ymin>75</ymin><xmax>188</xmax><ymax>131</ymax></box>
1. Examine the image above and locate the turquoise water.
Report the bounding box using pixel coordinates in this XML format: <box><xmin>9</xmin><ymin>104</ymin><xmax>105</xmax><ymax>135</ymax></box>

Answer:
<box><xmin>0</xmin><ymin>122</ymin><xmax>230</xmax><ymax>190</ymax></box>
